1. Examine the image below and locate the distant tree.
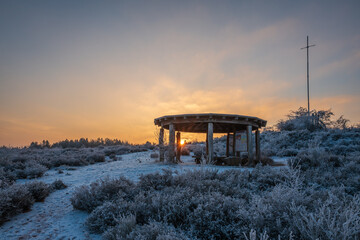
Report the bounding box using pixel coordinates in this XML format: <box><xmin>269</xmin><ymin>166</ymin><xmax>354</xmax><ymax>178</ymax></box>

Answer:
<box><xmin>333</xmin><ymin>115</ymin><xmax>350</xmax><ymax>129</ymax></box>
<box><xmin>29</xmin><ymin>142</ymin><xmax>41</xmax><ymax>149</ymax></box>
<box><xmin>42</xmin><ymin>140</ymin><xmax>50</xmax><ymax>148</ymax></box>
<box><xmin>315</xmin><ymin>109</ymin><xmax>334</xmax><ymax>129</ymax></box>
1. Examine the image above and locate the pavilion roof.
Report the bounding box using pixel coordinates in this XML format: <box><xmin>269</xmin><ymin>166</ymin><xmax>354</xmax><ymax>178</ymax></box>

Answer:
<box><xmin>154</xmin><ymin>113</ymin><xmax>267</xmax><ymax>133</ymax></box>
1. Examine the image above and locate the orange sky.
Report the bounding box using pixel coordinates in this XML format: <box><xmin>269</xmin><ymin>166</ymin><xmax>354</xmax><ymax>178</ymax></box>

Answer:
<box><xmin>0</xmin><ymin>1</ymin><xmax>359</xmax><ymax>147</ymax></box>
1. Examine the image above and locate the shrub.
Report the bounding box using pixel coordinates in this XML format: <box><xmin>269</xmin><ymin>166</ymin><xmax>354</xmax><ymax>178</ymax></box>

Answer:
<box><xmin>290</xmin><ymin>194</ymin><xmax>360</xmax><ymax>240</ymax></box>
<box><xmin>104</xmin><ymin>219</ymin><xmax>191</xmax><ymax>240</ymax></box>
<box><xmin>21</xmin><ymin>162</ymin><xmax>48</xmax><ymax>179</ymax></box>
<box><xmin>86</xmin><ymin>201</ymin><xmax>122</xmax><ymax>233</ymax></box>
<box><xmin>150</xmin><ymin>153</ymin><xmax>159</xmax><ymax>159</ymax></box>
<box><xmin>71</xmin><ymin>176</ymin><xmax>135</xmax><ymax>212</ymax></box>
<box><xmin>25</xmin><ymin>181</ymin><xmax>51</xmax><ymax>201</ymax></box>
<box><xmin>102</xmin><ymin>214</ymin><xmax>137</xmax><ymax>240</ymax></box>
<box><xmin>0</xmin><ymin>184</ymin><xmax>34</xmax><ymax>224</ymax></box>
<box><xmin>51</xmin><ymin>179</ymin><xmax>67</xmax><ymax>190</ymax></box>
<box><xmin>86</xmin><ymin>154</ymin><xmax>105</xmax><ymax>164</ymax></box>
<box><xmin>276</xmin><ymin>107</ymin><xmax>335</xmax><ymax>131</ymax></box>
<box><xmin>73</xmin><ymin>158</ymin><xmax>360</xmax><ymax>240</ymax></box>
<box><xmin>126</xmin><ymin>221</ymin><xmax>191</xmax><ymax>240</ymax></box>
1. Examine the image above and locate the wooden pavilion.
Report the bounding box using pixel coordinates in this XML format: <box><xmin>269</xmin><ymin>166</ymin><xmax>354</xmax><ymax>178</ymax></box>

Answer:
<box><xmin>154</xmin><ymin>113</ymin><xmax>267</xmax><ymax>166</ymax></box>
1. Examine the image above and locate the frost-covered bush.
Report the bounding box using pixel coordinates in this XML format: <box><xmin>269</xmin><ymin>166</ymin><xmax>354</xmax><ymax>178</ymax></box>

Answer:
<box><xmin>25</xmin><ymin>181</ymin><xmax>51</xmax><ymax>201</ymax></box>
<box><xmin>260</xmin><ymin>128</ymin><xmax>360</xmax><ymax>157</ymax></box>
<box><xmin>102</xmin><ymin>214</ymin><xmax>137</xmax><ymax>239</ymax></box>
<box><xmin>0</xmin><ymin>179</ymin><xmax>67</xmax><ymax>225</ymax></box>
<box><xmin>73</xmin><ymin>160</ymin><xmax>360</xmax><ymax>240</ymax></box>
<box><xmin>104</xmin><ymin>219</ymin><xmax>191</xmax><ymax>240</ymax></box>
<box><xmin>17</xmin><ymin>162</ymin><xmax>48</xmax><ymax>179</ymax></box>
<box><xmin>86</xmin><ymin>201</ymin><xmax>121</xmax><ymax>233</ymax></box>
<box><xmin>290</xmin><ymin>194</ymin><xmax>360</xmax><ymax>240</ymax></box>
<box><xmin>0</xmin><ymin>157</ymin><xmax>48</xmax><ymax>180</ymax></box>
<box><xmin>0</xmin><ymin>184</ymin><xmax>34</xmax><ymax>224</ymax></box>
<box><xmin>0</xmin><ymin>144</ymin><xmax>151</xmax><ymax>183</ymax></box>
<box><xmin>71</xmin><ymin>176</ymin><xmax>135</xmax><ymax>212</ymax></box>
<box><xmin>150</xmin><ymin>152</ymin><xmax>159</xmax><ymax>159</ymax></box>
<box><xmin>288</xmin><ymin>148</ymin><xmax>360</xmax><ymax>195</ymax></box>
<box><xmin>0</xmin><ymin>180</ymin><xmax>59</xmax><ymax>224</ymax></box>
<box><xmin>0</xmin><ymin>168</ymin><xmax>15</xmax><ymax>188</ymax></box>
<box><xmin>276</xmin><ymin>107</ymin><xmax>341</xmax><ymax>131</ymax></box>
<box><xmin>51</xmin><ymin>179</ymin><xmax>67</xmax><ymax>190</ymax></box>
<box><xmin>86</xmin><ymin>154</ymin><xmax>105</xmax><ymax>164</ymax></box>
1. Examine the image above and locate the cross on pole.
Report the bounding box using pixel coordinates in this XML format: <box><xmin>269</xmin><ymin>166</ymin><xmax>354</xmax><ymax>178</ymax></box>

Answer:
<box><xmin>301</xmin><ymin>35</ymin><xmax>315</xmax><ymax>115</ymax></box>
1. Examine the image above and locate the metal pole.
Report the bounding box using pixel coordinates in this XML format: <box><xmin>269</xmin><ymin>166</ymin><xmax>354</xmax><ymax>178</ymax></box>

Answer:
<box><xmin>301</xmin><ymin>36</ymin><xmax>315</xmax><ymax>116</ymax></box>
<box><xmin>307</xmin><ymin>36</ymin><xmax>310</xmax><ymax>115</ymax></box>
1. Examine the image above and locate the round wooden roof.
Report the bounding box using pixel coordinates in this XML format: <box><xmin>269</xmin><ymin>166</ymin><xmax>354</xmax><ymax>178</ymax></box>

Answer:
<box><xmin>154</xmin><ymin>113</ymin><xmax>267</xmax><ymax>133</ymax></box>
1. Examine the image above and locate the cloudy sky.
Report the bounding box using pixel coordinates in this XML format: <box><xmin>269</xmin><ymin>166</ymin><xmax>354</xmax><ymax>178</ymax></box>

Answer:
<box><xmin>0</xmin><ymin>0</ymin><xmax>359</xmax><ymax>146</ymax></box>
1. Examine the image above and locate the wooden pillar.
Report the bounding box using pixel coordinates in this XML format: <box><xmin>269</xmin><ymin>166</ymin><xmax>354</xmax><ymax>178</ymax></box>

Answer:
<box><xmin>159</xmin><ymin>127</ymin><xmax>164</xmax><ymax>162</ymax></box>
<box><xmin>247</xmin><ymin>125</ymin><xmax>253</xmax><ymax>166</ymax></box>
<box><xmin>206</xmin><ymin>131</ymin><xmax>209</xmax><ymax>156</ymax></box>
<box><xmin>176</xmin><ymin>131</ymin><xmax>181</xmax><ymax>162</ymax></box>
<box><xmin>226</xmin><ymin>133</ymin><xmax>230</xmax><ymax>157</ymax></box>
<box><xmin>168</xmin><ymin>123</ymin><xmax>175</xmax><ymax>163</ymax></box>
<box><xmin>207</xmin><ymin>122</ymin><xmax>214</xmax><ymax>163</ymax></box>
<box><xmin>232</xmin><ymin>131</ymin><xmax>236</xmax><ymax>156</ymax></box>
<box><xmin>255</xmin><ymin>129</ymin><xmax>260</xmax><ymax>162</ymax></box>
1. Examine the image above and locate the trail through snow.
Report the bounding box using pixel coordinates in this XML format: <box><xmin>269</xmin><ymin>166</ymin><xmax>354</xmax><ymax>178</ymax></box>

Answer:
<box><xmin>0</xmin><ymin>150</ymin><xmax>287</xmax><ymax>240</ymax></box>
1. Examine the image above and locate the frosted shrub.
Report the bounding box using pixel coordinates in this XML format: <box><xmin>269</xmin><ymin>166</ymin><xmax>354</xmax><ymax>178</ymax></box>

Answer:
<box><xmin>243</xmin><ymin>229</ymin><xmax>271</xmax><ymax>240</ymax></box>
<box><xmin>0</xmin><ymin>184</ymin><xmax>34</xmax><ymax>224</ymax></box>
<box><xmin>51</xmin><ymin>157</ymin><xmax>89</xmax><ymax>167</ymax></box>
<box><xmin>51</xmin><ymin>179</ymin><xmax>67</xmax><ymax>190</ymax></box>
<box><xmin>150</xmin><ymin>152</ymin><xmax>159</xmax><ymax>159</ymax></box>
<box><xmin>288</xmin><ymin>147</ymin><xmax>343</xmax><ymax>171</ymax></box>
<box><xmin>0</xmin><ymin>168</ymin><xmax>15</xmax><ymax>188</ymax></box>
<box><xmin>1</xmin><ymin>157</ymin><xmax>47</xmax><ymax>179</ymax></box>
<box><xmin>104</xmin><ymin>220</ymin><xmax>191</xmax><ymax>240</ymax></box>
<box><xmin>71</xmin><ymin>176</ymin><xmax>135</xmax><ymax>212</ymax></box>
<box><xmin>246</xmin><ymin>183</ymin><xmax>303</xmax><ymax>238</ymax></box>
<box><xmin>86</xmin><ymin>201</ymin><xmax>122</xmax><ymax>233</ymax></box>
<box><xmin>25</xmin><ymin>181</ymin><xmax>51</xmax><ymax>201</ymax></box>
<box><xmin>21</xmin><ymin>162</ymin><xmax>48</xmax><ymax>179</ymax></box>
<box><xmin>86</xmin><ymin>154</ymin><xmax>105</xmax><ymax>164</ymax></box>
<box><xmin>260</xmin><ymin>127</ymin><xmax>359</xmax><ymax>158</ymax></box>
<box><xmin>290</xmin><ymin>194</ymin><xmax>360</xmax><ymax>240</ymax></box>
<box><xmin>73</xmin><ymin>154</ymin><xmax>360</xmax><ymax>240</ymax></box>
<box><xmin>127</xmin><ymin>221</ymin><xmax>191</xmax><ymax>240</ymax></box>
<box><xmin>103</xmin><ymin>214</ymin><xmax>137</xmax><ymax>239</ymax></box>
<box><xmin>247</xmin><ymin>166</ymin><xmax>291</xmax><ymax>191</ymax></box>
<box><xmin>76</xmin><ymin>168</ymin><xmax>307</xmax><ymax>239</ymax></box>
<box><xmin>138</xmin><ymin>169</ymin><xmax>174</xmax><ymax>191</ymax></box>
<box><xmin>185</xmin><ymin>192</ymin><xmax>244</xmax><ymax>239</ymax></box>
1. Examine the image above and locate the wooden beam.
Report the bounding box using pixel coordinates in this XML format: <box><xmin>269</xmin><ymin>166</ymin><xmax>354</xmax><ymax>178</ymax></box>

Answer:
<box><xmin>176</xmin><ymin>131</ymin><xmax>181</xmax><ymax>162</ymax></box>
<box><xmin>159</xmin><ymin>127</ymin><xmax>164</xmax><ymax>162</ymax></box>
<box><xmin>206</xmin><ymin>131</ymin><xmax>209</xmax><ymax>156</ymax></box>
<box><xmin>207</xmin><ymin>122</ymin><xmax>214</xmax><ymax>163</ymax></box>
<box><xmin>232</xmin><ymin>132</ymin><xmax>236</xmax><ymax>156</ymax></box>
<box><xmin>255</xmin><ymin>129</ymin><xmax>260</xmax><ymax>163</ymax></box>
<box><xmin>168</xmin><ymin>123</ymin><xmax>175</xmax><ymax>163</ymax></box>
<box><xmin>226</xmin><ymin>132</ymin><xmax>230</xmax><ymax>157</ymax></box>
<box><xmin>247</xmin><ymin>125</ymin><xmax>253</xmax><ymax>166</ymax></box>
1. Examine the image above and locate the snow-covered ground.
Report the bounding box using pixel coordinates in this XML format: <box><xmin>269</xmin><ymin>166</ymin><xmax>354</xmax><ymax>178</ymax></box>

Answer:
<box><xmin>0</xmin><ymin>150</ymin><xmax>288</xmax><ymax>240</ymax></box>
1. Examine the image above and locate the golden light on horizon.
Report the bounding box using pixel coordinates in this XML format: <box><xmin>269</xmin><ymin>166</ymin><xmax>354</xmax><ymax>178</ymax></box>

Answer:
<box><xmin>0</xmin><ymin>1</ymin><xmax>359</xmax><ymax>147</ymax></box>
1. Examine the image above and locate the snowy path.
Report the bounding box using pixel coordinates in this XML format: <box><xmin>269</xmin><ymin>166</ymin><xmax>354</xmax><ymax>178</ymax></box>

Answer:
<box><xmin>1</xmin><ymin>151</ymin><xmax>160</xmax><ymax>240</ymax></box>
<box><xmin>0</xmin><ymin>151</ymin><xmax>288</xmax><ymax>240</ymax></box>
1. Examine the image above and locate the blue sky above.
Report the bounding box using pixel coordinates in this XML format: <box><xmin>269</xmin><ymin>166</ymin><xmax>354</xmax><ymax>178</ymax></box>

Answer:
<box><xmin>0</xmin><ymin>0</ymin><xmax>359</xmax><ymax>146</ymax></box>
